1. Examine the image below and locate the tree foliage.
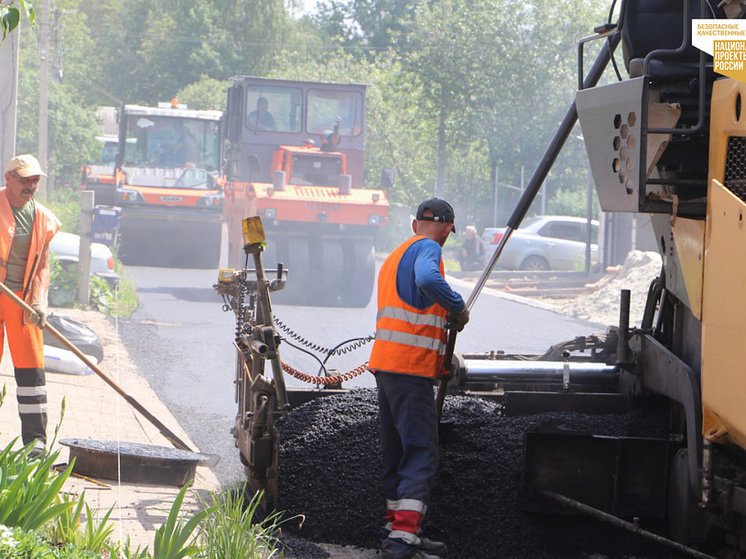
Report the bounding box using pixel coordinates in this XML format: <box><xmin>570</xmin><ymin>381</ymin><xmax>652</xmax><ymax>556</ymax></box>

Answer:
<box><xmin>176</xmin><ymin>76</ymin><xmax>232</xmax><ymax>112</ymax></box>
<box><xmin>399</xmin><ymin>0</ymin><xmax>608</xmax><ymax>226</ymax></box>
<box><xmin>11</xmin><ymin>0</ymin><xmax>614</xmax><ymax>230</ymax></box>
<box><xmin>0</xmin><ymin>0</ymin><xmax>33</xmax><ymax>41</ymax></box>
<box><xmin>312</xmin><ymin>0</ymin><xmax>419</xmax><ymax>55</ymax></box>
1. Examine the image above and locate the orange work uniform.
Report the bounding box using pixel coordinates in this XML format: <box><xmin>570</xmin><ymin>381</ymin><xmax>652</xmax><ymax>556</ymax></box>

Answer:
<box><xmin>0</xmin><ymin>187</ymin><xmax>61</xmax><ymax>445</ymax></box>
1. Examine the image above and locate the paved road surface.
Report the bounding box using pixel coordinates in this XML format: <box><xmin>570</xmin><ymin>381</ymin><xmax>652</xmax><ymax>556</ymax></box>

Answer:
<box><xmin>117</xmin><ymin>263</ymin><xmax>607</xmax><ymax>487</ymax></box>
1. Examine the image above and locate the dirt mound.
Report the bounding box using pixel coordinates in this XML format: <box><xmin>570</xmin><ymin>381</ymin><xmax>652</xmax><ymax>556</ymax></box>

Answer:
<box><xmin>559</xmin><ymin>250</ymin><xmax>662</xmax><ymax>327</ymax></box>
<box><xmin>277</xmin><ymin>389</ymin><xmax>685</xmax><ymax>559</ymax></box>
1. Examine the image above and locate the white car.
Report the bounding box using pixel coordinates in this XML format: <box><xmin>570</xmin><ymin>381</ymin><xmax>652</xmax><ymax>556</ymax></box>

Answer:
<box><xmin>49</xmin><ymin>231</ymin><xmax>119</xmax><ymax>282</ymax></box>
<box><xmin>482</xmin><ymin>215</ymin><xmax>599</xmax><ymax>271</ymax></box>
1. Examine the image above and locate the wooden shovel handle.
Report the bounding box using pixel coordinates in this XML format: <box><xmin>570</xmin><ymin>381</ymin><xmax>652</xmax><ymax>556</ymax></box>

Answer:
<box><xmin>0</xmin><ymin>281</ymin><xmax>195</xmax><ymax>453</ymax></box>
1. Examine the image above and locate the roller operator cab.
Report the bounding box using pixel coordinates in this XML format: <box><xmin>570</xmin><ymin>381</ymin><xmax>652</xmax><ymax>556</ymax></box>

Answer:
<box><xmin>114</xmin><ymin>100</ymin><xmax>224</xmax><ymax>268</ymax></box>
<box><xmin>221</xmin><ymin>77</ymin><xmax>389</xmax><ymax>308</ymax></box>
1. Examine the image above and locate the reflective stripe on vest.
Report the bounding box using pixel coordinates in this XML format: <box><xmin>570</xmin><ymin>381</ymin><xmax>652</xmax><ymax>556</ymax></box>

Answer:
<box><xmin>376</xmin><ymin>306</ymin><xmax>447</xmax><ymax>329</ymax></box>
<box><xmin>375</xmin><ymin>327</ymin><xmax>447</xmax><ymax>353</ymax></box>
<box><xmin>368</xmin><ymin>235</ymin><xmax>448</xmax><ymax>378</ymax></box>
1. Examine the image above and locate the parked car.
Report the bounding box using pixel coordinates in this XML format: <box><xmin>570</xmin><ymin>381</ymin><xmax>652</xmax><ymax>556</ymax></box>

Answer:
<box><xmin>50</xmin><ymin>231</ymin><xmax>120</xmax><ymax>283</ymax></box>
<box><xmin>481</xmin><ymin>215</ymin><xmax>599</xmax><ymax>271</ymax></box>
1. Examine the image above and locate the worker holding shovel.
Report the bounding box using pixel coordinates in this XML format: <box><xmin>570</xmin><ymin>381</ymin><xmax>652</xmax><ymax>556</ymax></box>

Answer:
<box><xmin>369</xmin><ymin>198</ymin><xmax>469</xmax><ymax>559</ymax></box>
<box><xmin>0</xmin><ymin>155</ymin><xmax>61</xmax><ymax>458</ymax></box>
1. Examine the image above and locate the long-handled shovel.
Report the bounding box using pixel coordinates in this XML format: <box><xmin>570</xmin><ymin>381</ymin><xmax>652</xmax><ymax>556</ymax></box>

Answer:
<box><xmin>435</xmin><ymin>33</ymin><xmax>621</xmax><ymax>420</ymax></box>
<box><xmin>0</xmin><ymin>280</ymin><xmax>209</xmax><ymax>459</ymax></box>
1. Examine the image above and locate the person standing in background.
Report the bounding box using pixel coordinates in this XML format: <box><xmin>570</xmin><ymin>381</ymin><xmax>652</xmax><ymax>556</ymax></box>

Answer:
<box><xmin>458</xmin><ymin>225</ymin><xmax>485</xmax><ymax>272</ymax></box>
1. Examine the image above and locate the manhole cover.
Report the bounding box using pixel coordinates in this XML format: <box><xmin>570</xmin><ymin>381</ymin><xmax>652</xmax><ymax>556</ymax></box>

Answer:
<box><xmin>60</xmin><ymin>438</ymin><xmax>210</xmax><ymax>486</ymax></box>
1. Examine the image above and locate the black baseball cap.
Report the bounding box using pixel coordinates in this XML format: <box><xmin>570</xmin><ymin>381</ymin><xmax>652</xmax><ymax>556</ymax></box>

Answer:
<box><xmin>416</xmin><ymin>198</ymin><xmax>455</xmax><ymax>227</ymax></box>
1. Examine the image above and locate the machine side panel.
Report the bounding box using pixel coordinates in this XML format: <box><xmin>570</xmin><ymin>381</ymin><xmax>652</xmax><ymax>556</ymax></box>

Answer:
<box><xmin>650</xmin><ymin>215</ymin><xmax>705</xmax><ymax>320</ymax></box>
<box><xmin>702</xmin><ymin>180</ymin><xmax>746</xmax><ymax>448</ymax></box>
<box><xmin>707</xmin><ymin>78</ymin><xmax>744</xmax><ymax>187</ymax></box>
<box><xmin>577</xmin><ymin>78</ymin><xmax>645</xmax><ymax>213</ymax></box>
<box><xmin>577</xmin><ymin>77</ymin><xmax>682</xmax><ymax>213</ymax></box>
<box><xmin>671</xmin><ymin>218</ymin><xmax>705</xmax><ymax>320</ymax></box>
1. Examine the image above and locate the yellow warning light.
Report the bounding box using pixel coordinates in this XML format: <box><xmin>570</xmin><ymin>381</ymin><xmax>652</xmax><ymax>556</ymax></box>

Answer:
<box><xmin>242</xmin><ymin>216</ymin><xmax>266</xmax><ymax>245</ymax></box>
<box><xmin>218</xmin><ymin>268</ymin><xmax>237</xmax><ymax>284</ymax></box>
<box><xmin>171</xmin><ymin>98</ymin><xmax>179</xmax><ymax>108</ymax></box>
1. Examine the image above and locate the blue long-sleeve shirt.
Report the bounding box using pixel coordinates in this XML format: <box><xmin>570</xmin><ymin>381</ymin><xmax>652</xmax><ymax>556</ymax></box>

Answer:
<box><xmin>395</xmin><ymin>237</ymin><xmax>465</xmax><ymax>315</ymax></box>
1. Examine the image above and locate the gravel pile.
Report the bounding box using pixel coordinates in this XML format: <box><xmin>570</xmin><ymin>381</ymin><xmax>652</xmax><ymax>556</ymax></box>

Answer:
<box><xmin>277</xmin><ymin>389</ymin><xmax>687</xmax><ymax>559</ymax></box>
<box><xmin>559</xmin><ymin>250</ymin><xmax>662</xmax><ymax>327</ymax></box>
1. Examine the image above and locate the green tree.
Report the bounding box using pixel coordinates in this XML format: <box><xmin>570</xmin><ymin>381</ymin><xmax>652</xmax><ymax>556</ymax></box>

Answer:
<box><xmin>176</xmin><ymin>76</ymin><xmax>232</xmax><ymax>112</ymax></box>
<box><xmin>64</xmin><ymin>0</ymin><xmax>129</xmax><ymax>106</ymax></box>
<box><xmin>16</xmin><ymin>12</ymin><xmax>100</xmax><ymax>190</ymax></box>
<box><xmin>12</xmin><ymin>0</ymin><xmax>312</xmax><ymax>188</ymax></box>
<box><xmin>312</xmin><ymin>0</ymin><xmax>419</xmax><ymax>56</ymax></box>
<box><xmin>402</xmin><ymin>0</ymin><xmax>608</xmax><ymax>227</ymax></box>
<box><xmin>94</xmin><ymin>0</ymin><xmax>296</xmax><ymax>104</ymax></box>
<box><xmin>0</xmin><ymin>0</ymin><xmax>33</xmax><ymax>42</ymax></box>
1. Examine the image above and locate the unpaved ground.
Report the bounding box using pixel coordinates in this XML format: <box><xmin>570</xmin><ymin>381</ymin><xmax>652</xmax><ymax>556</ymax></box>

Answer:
<box><xmin>539</xmin><ymin>250</ymin><xmax>662</xmax><ymax>327</ymax></box>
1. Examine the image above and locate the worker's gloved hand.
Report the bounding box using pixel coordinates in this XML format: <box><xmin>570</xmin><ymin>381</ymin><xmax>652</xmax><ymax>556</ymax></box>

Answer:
<box><xmin>450</xmin><ymin>306</ymin><xmax>470</xmax><ymax>332</ymax></box>
<box><xmin>30</xmin><ymin>303</ymin><xmax>47</xmax><ymax>329</ymax></box>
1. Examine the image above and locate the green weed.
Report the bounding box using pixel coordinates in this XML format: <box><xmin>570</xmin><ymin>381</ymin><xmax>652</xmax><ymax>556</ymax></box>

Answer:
<box><xmin>0</xmin><ymin>440</ymin><xmax>75</xmax><ymax>531</ymax></box>
<box><xmin>198</xmin><ymin>487</ymin><xmax>284</xmax><ymax>559</ymax></box>
<box><xmin>107</xmin><ymin>535</ymin><xmax>151</xmax><ymax>559</ymax></box>
<box><xmin>152</xmin><ymin>482</ymin><xmax>214</xmax><ymax>559</ymax></box>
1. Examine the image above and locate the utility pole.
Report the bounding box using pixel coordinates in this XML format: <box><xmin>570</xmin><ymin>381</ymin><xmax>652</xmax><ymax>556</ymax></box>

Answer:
<box><xmin>51</xmin><ymin>8</ymin><xmax>63</xmax><ymax>83</ymax></box>
<box><xmin>0</xmin><ymin>17</ymin><xmax>20</xmax><ymax>168</ymax></box>
<box><xmin>38</xmin><ymin>0</ymin><xmax>50</xmax><ymax>199</ymax></box>
<box><xmin>77</xmin><ymin>191</ymin><xmax>94</xmax><ymax>305</ymax></box>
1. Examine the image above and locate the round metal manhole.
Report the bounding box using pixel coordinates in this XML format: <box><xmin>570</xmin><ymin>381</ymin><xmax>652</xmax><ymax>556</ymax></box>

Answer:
<box><xmin>60</xmin><ymin>438</ymin><xmax>211</xmax><ymax>487</ymax></box>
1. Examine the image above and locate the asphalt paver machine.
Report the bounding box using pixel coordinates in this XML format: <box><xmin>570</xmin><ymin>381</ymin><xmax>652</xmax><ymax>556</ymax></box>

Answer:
<box><xmin>216</xmin><ymin>0</ymin><xmax>746</xmax><ymax>554</ymax></box>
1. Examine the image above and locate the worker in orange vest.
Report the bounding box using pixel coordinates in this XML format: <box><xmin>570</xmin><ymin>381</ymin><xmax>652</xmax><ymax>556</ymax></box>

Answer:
<box><xmin>0</xmin><ymin>155</ymin><xmax>61</xmax><ymax>458</ymax></box>
<box><xmin>369</xmin><ymin>198</ymin><xmax>469</xmax><ymax>559</ymax></box>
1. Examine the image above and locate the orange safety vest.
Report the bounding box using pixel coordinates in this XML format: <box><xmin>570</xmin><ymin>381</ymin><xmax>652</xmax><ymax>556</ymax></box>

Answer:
<box><xmin>369</xmin><ymin>235</ymin><xmax>448</xmax><ymax>378</ymax></box>
<box><xmin>0</xmin><ymin>187</ymin><xmax>61</xmax><ymax>309</ymax></box>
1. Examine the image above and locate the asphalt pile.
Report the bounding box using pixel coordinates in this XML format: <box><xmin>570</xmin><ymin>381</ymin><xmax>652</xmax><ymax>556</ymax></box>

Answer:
<box><xmin>277</xmin><ymin>389</ymin><xmax>689</xmax><ymax>559</ymax></box>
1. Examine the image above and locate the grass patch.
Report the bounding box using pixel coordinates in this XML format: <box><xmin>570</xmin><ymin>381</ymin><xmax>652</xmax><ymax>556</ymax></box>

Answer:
<box><xmin>49</xmin><ymin>254</ymin><xmax>138</xmax><ymax>318</ymax></box>
<box><xmin>44</xmin><ymin>189</ymin><xmax>81</xmax><ymax>235</ymax></box>
<box><xmin>110</xmin><ymin>251</ymin><xmax>139</xmax><ymax>317</ymax></box>
<box><xmin>0</xmin><ymin>438</ymin><xmax>287</xmax><ymax>558</ymax></box>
